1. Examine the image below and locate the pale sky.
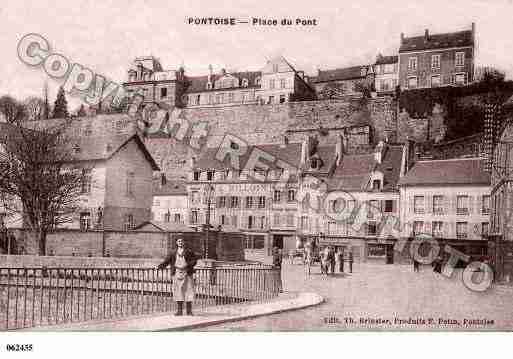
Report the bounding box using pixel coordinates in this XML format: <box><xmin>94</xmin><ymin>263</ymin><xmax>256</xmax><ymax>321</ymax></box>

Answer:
<box><xmin>1</xmin><ymin>0</ymin><xmax>513</xmax><ymax>110</ymax></box>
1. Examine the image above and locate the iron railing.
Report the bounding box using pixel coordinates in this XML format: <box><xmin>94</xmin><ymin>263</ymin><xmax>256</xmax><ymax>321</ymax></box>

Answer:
<box><xmin>0</xmin><ymin>264</ymin><xmax>281</xmax><ymax>330</ymax></box>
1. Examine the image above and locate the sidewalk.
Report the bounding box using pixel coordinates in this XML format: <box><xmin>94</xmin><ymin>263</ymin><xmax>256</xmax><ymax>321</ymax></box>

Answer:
<box><xmin>23</xmin><ymin>292</ymin><xmax>324</xmax><ymax>331</ymax></box>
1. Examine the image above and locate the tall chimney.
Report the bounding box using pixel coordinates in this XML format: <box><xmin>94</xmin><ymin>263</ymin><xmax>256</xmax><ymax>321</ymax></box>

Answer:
<box><xmin>280</xmin><ymin>134</ymin><xmax>289</xmax><ymax>148</ymax></box>
<box><xmin>300</xmin><ymin>136</ymin><xmax>308</xmax><ymax>167</ymax></box>
<box><xmin>400</xmin><ymin>32</ymin><xmax>404</xmax><ymax>44</ymax></box>
<box><xmin>424</xmin><ymin>29</ymin><xmax>429</xmax><ymax>41</ymax></box>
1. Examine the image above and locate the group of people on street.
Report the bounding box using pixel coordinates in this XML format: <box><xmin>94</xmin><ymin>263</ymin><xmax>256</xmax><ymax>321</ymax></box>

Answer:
<box><xmin>320</xmin><ymin>246</ymin><xmax>346</xmax><ymax>276</ymax></box>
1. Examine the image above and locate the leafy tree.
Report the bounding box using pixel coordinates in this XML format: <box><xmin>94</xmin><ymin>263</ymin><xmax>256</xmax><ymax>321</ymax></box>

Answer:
<box><xmin>52</xmin><ymin>86</ymin><xmax>69</xmax><ymax>119</ymax></box>
<box><xmin>0</xmin><ymin>95</ymin><xmax>26</xmax><ymax>123</ymax></box>
<box><xmin>0</xmin><ymin>120</ymin><xmax>83</xmax><ymax>255</ymax></box>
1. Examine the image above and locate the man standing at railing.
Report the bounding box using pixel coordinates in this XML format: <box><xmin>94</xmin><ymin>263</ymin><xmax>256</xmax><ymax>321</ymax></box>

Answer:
<box><xmin>157</xmin><ymin>238</ymin><xmax>198</xmax><ymax>316</ymax></box>
<box><xmin>272</xmin><ymin>247</ymin><xmax>283</xmax><ymax>293</ymax></box>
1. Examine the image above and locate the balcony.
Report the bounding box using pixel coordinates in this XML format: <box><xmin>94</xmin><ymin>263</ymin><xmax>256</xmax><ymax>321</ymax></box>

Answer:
<box><xmin>456</xmin><ymin>208</ymin><xmax>469</xmax><ymax>216</ymax></box>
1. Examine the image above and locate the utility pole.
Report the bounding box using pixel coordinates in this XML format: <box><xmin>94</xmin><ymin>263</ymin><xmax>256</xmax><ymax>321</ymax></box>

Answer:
<box><xmin>204</xmin><ymin>184</ymin><xmax>214</xmax><ymax>259</ymax></box>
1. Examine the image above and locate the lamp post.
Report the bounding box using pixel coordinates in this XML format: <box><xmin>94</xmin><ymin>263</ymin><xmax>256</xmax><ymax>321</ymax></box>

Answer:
<box><xmin>203</xmin><ymin>184</ymin><xmax>215</xmax><ymax>259</ymax></box>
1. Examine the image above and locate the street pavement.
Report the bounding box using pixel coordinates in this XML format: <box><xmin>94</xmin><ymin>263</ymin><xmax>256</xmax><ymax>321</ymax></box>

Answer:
<box><xmin>196</xmin><ymin>260</ymin><xmax>513</xmax><ymax>331</ymax></box>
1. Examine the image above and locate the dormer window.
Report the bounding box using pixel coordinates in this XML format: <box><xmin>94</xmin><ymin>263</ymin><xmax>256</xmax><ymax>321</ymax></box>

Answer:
<box><xmin>207</xmin><ymin>171</ymin><xmax>214</xmax><ymax>181</ymax></box>
<box><xmin>73</xmin><ymin>144</ymin><xmax>81</xmax><ymax>153</ymax></box>
<box><xmin>372</xmin><ymin>179</ymin><xmax>381</xmax><ymax>191</ymax></box>
<box><xmin>272</xmin><ymin>64</ymin><xmax>279</xmax><ymax>73</ymax></box>
<box><xmin>206</xmin><ymin>82</ymin><xmax>212</xmax><ymax>90</ymax></box>
<box><xmin>242</xmin><ymin>78</ymin><xmax>249</xmax><ymax>87</ymax></box>
<box><xmin>311</xmin><ymin>158</ymin><xmax>319</xmax><ymax>169</ymax></box>
<box><xmin>255</xmin><ymin>77</ymin><xmax>261</xmax><ymax>86</ymax></box>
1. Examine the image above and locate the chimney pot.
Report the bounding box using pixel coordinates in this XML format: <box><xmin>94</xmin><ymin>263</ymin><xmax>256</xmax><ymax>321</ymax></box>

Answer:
<box><xmin>400</xmin><ymin>32</ymin><xmax>404</xmax><ymax>43</ymax></box>
<box><xmin>425</xmin><ymin>29</ymin><xmax>429</xmax><ymax>40</ymax></box>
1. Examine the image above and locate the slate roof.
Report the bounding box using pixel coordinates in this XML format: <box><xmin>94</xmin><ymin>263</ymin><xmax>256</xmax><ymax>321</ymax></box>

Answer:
<box><xmin>193</xmin><ymin>143</ymin><xmax>336</xmax><ymax>174</ymax></box>
<box><xmin>153</xmin><ymin>180</ymin><xmax>187</xmax><ymax>196</ymax></box>
<box><xmin>398</xmin><ymin>158</ymin><xmax>490</xmax><ymax>186</ymax></box>
<box><xmin>314</xmin><ymin>66</ymin><xmax>366</xmax><ymax>83</ymax></box>
<box><xmin>399</xmin><ymin>30</ymin><xmax>473</xmax><ymax>53</ymax></box>
<box><xmin>326</xmin><ymin>145</ymin><xmax>404</xmax><ymax>191</ymax></box>
<box><xmin>375</xmin><ymin>55</ymin><xmax>398</xmax><ymax>65</ymax></box>
<box><xmin>0</xmin><ymin>122</ymin><xmax>159</xmax><ymax>170</ymax></box>
<box><xmin>184</xmin><ymin>71</ymin><xmax>261</xmax><ymax>93</ymax></box>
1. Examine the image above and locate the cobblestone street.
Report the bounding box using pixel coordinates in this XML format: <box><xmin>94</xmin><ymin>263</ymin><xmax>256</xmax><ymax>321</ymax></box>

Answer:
<box><xmin>198</xmin><ymin>261</ymin><xmax>513</xmax><ymax>331</ymax></box>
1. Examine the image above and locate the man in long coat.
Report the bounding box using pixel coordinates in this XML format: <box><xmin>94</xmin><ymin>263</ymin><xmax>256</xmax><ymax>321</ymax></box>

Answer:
<box><xmin>157</xmin><ymin>238</ymin><xmax>197</xmax><ymax>316</ymax></box>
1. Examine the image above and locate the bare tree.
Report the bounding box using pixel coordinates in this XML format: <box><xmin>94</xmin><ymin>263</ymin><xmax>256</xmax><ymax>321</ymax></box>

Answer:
<box><xmin>24</xmin><ymin>97</ymin><xmax>49</xmax><ymax>121</ymax></box>
<box><xmin>0</xmin><ymin>119</ymin><xmax>84</xmax><ymax>255</ymax></box>
<box><xmin>0</xmin><ymin>95</ymin><xmax>26</xmax><ymax>123</ymax></box>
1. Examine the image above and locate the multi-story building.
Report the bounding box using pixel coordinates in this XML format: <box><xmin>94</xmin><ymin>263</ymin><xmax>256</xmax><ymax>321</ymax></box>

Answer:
<box><xmin>123</xmin><ymin>56</ymin><xmax>187</xmax><ymax>108</ymax></box>
<box><xmin>398</xmin><ymin>23</ymin><xmax>475</xmax><ymax>90</ymax></box>
<box><xmin>123</xmin><ymin>56</ymin><xmax>316</xmax><ymax>109</ymax></box>
<box><xmin>298</xmin><ymin>139</ymin><xmax>404</xmax><ymax>263</ymax></box>
<box><xmin>374</xmin><ymin>55</ymin><xmax>398</xmax><ymax>96</ymax></box>
<box><xmin>399</xmin><ymin>157</ymin><xmax>490</xmax><ymax>258</ymax></box>
<box><xmin>151</xmin><ymin>177</ymin><xmax>188</xmax><ymax>226</ymax></box>
<box><xmin>0</xmin><ymin>123</ymin><xmax>159</xmax><ymax>231</ymax></box>
<box><xmin>312</xmin><ymin>65</ymin><xmax>374</xmax><ymax>99</ymax></box>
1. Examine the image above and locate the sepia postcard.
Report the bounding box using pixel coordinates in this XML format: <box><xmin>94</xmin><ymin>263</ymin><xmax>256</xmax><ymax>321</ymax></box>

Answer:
<box><xmin>1</xmin><ymin>1</ymin><xmax>513</xmax><ymax>353</ymax></box>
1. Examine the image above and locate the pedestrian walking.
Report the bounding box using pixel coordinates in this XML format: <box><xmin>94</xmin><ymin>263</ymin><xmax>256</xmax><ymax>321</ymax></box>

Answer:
<box><xmin>336</xmin><ymin>248</ymin><xmax>344</xmax><ymax>273</ymax></box>
<box><xmin>272</xmin><ymin>247</ymin><xmax>283</xmax><ymax>292</ymax></box>
<box><xmin>321</xmin><ymin>246</ymin><xmax>330</xmax><ymax>276</ymax></box>
<box><xmin>329</xmin><ymin>247</ymin><xmax>336</xmax><ymax>275</ymax></box>
<box><xmin>157</xmin><ymin>238</ymin><xmax>198</xmax><ymax>316</ymax></box>
<box><xmin>413</xmin><ymin>257</ymin><xmax>420</xmax><ymax>272</ymax></box>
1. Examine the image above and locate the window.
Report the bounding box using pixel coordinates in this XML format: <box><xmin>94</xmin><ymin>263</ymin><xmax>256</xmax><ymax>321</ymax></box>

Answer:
<box><xmin>413</xmin><ymin>221</ymin><xmax>424</xmax><ymax>236</ymax></box>
<box><xmin>164</xmin><ymin>212</ymin><xmax>171</xmax><ymax>223</ymax></box>
<box><xmin>431</xmin><ymin>55</ymin><xmax>441</xmax><ymax>69</ymax></box>
<box><xmin>80</xmin><ymin>212</ymin><xmax>91</xmax><ymax>231</ymax></box>
<box><xmin>311</xmin><ymin>158</ymin><xmax>319</xmax><ymax>169</ymax></box>
<box><xmin>384</xmin><ymin>200</ymin><xmax>393</xmax><ymax>213</ymax></box>
<box><xmin>245</xmin><ymin>196</ymin><xmax>253</xmax><ymax>209</ymax></box>
<box><xmin>367</xmin><ymin>221</ymin><xmax>378</xmax><ymax>236</ymax></box>
<box><xmin>0</xmin><ymin>213</ymin><xmax>5</xmax><ymax>228</ymax></box>
<box><xmin>260</xmin><ymin>216</ymin><xmax>266</xmax><ymax>229</ymax></box>
<box><xmin>193</xmin><ymin>171</ymin><xmax>200</xmax><ymax>181</ymax></box>
<box><xmin>456</xmin><ymin>222</ymin><xmax>468</xmax><ymax>239</ymax></box>
<box><xmin>286</xmin><ymin>214</ymin><xmax>294</xmax><ymax>227</ymax></box>
<box><xmin>280</xmin><ymin>78</ymin><xmax>286</xmax><ymax>89</ymax></box>
<box><xmin>269</xmin><ymin>79</ymin><xmax>275</xmax><ymax>89</ymax></box>
<box><xmin>414</xmin><ymin>196</ymin><xmax>425</xmax><ymax>214</ymax></box>
<box><xmin>218</xmin><ymin>196</ymin><xmax>226</xmax><ymax>208</ymax></box>
<box><xmin>228</xmin><ymin>92</ymin><xmax>234</xmax><ymax>103</ymax></box>
<box><xmin>230</xmin><ymin>196</ymin><xmax>239</xmax><ymax>208</ymax></box>
<box><xmin>258</xmin><ymin>196</ymin><xmax>266</xmax><ymax>208</ymax></box>
<box><xmin>195</xmin><ymin>94</ymin><xmax>200</xmax><ymax>105</ymax></box>
<box><xmin>174</xmin><ymin>213</ymin><xmax>181</xmax><ymax>223</ymax></box>
<box><xmin>279</xmin><ymin>95</ymin><xmax>286</xmax><ymax>104</ymax></box>
<box><xmin>482</xmin><ymin>195</ymin><xmax>490</xmax><ymax>214</ymax></box>
<box><xmin>206</xmin><ymin>82</ymin><xmax>212</xmax><ymax>90</ymax></box>
<box><xmin>482</xmin><ymin>222</ymin><xmax>489</xmax><ymax>236</ymax></box>
<box><xmin>126</xmin><ymin>172</ymin><xmax>135</xmax><ymax>196</ymax></box>
<box><xmin>248</xmin><ymin>216</ymin><xmax>254</xmax><ymax>229</ymax></box>
<box><xmin>268</xmin><ymin>96</ymin><xmax>274</xmax><ymax>104</ymax></box>
<box><xmin>368</xmin><ymin>200</ymin><xmax>379</xmax><ymax>219</ymax></box>
<box><xmin>81</xmin><ymin>169</ymin><xmax>92</xmax><ymax>194</ymax></box>
<box><xmin>372</xmin><ymin>180</ymin><xmax>381</xmax><ymax>190</ymax></box>
<box><xmin>455</xmin><ymin>52</ymin><xmax>465</xmax><ymax>67</ymax></box>
<box><xmin>191</xmin><ymin>210</ymin><xmax>198</xmax><ymax>224</ymax></box>
<box><xmin>206</xmin><ymin>171</ymin><xmax>214</xmax><ymax>181</ymax></box>
<box><xmin>300</xmin><ymin>216</ymin><xmax>309</xmax><ymax>230</ymax></box>
<box><xmin>220</xmin><ymin>215</ymin><xmax>226</xmax><ymax>226</ymax></box>
<box><xmin>408</xmin><ymin>57</ymin><xmax>417</xmax><ymax>71</ymax></box>
<box><xmin>432</xmin><ymin>221</ymin><xmax>444</xmax><ymax>238</ymax></box>
<box><xmin>255</xmin><ymin>77</ymin><xmax>261</xmax><ymax>86</ymax></box>
<box><xmin>407</xmin><ymin>76</ymin><xmax>418</xmax><ymax>89</ymax></box>
<box><xmin>456</xmin><ymin>195</ymin><xmax>469</xmax><ymax>215</ymax></box>
<box><xmin>454</xmin><ymin>73</ymin><xmax>466</xmax><ymax>85</ymax></box>
<box><xmin>288</xmin><ymin>189</ymin><xmax>296</xmax><ymax>202</ymax></box>
<box><xmin>273</xmin><ymin>213</ymin><xmax>280</xmax><ymax>227</ymax></box>
<box><xmin>272</xmin><ymin>64</ymin><xmax>279</xmax><ymax>73</ymax></box>
<box><xmin>242</xmin><ymin>78</ymin><xmax>248</xmax><ymax>87</ymax></box>
<box><xmin>431</xmin><ymin>75</ymin><xmax>441</xmax><ymax>87</ymax></box>
<box><xmin>433</xmin><ymin>195</ymin><xmax>444</xmax><ymax>214</ymax></box>
<box><xmin>160</xmin><ymin>87</ymin><xmax>167</xmax><ymax>98</ymax></box>
<box><xmin>273</xmin><ymin>190</ymin><xmax>281</xmax><ymax>202</ymax></box>
<box><xmin>231</xmin><ymin>215</ymin><xmax>238</xmax><ymax>227</ymax></box>
<box><xmin>124</xmin><ymin>214</ymin><xmax>134</xmax><ymax>231</ymax></box>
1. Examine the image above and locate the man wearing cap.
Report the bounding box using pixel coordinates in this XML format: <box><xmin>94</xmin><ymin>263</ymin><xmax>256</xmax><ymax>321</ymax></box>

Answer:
<box><xmin>157</xmin><ymin>238</ymin><xmax>198</xmax><ymax>316</ymax></box>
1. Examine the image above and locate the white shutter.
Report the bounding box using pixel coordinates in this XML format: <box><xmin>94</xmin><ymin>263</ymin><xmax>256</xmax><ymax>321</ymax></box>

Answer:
<box><xmin>475</xmin><ymin>195</ymin><xmax>482</xmax><ymax>215</ymax></box>
<box><xmin>468</xmin><ymin>196</ymin><xmax>475</xmax><ymax>215</ymax></box>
